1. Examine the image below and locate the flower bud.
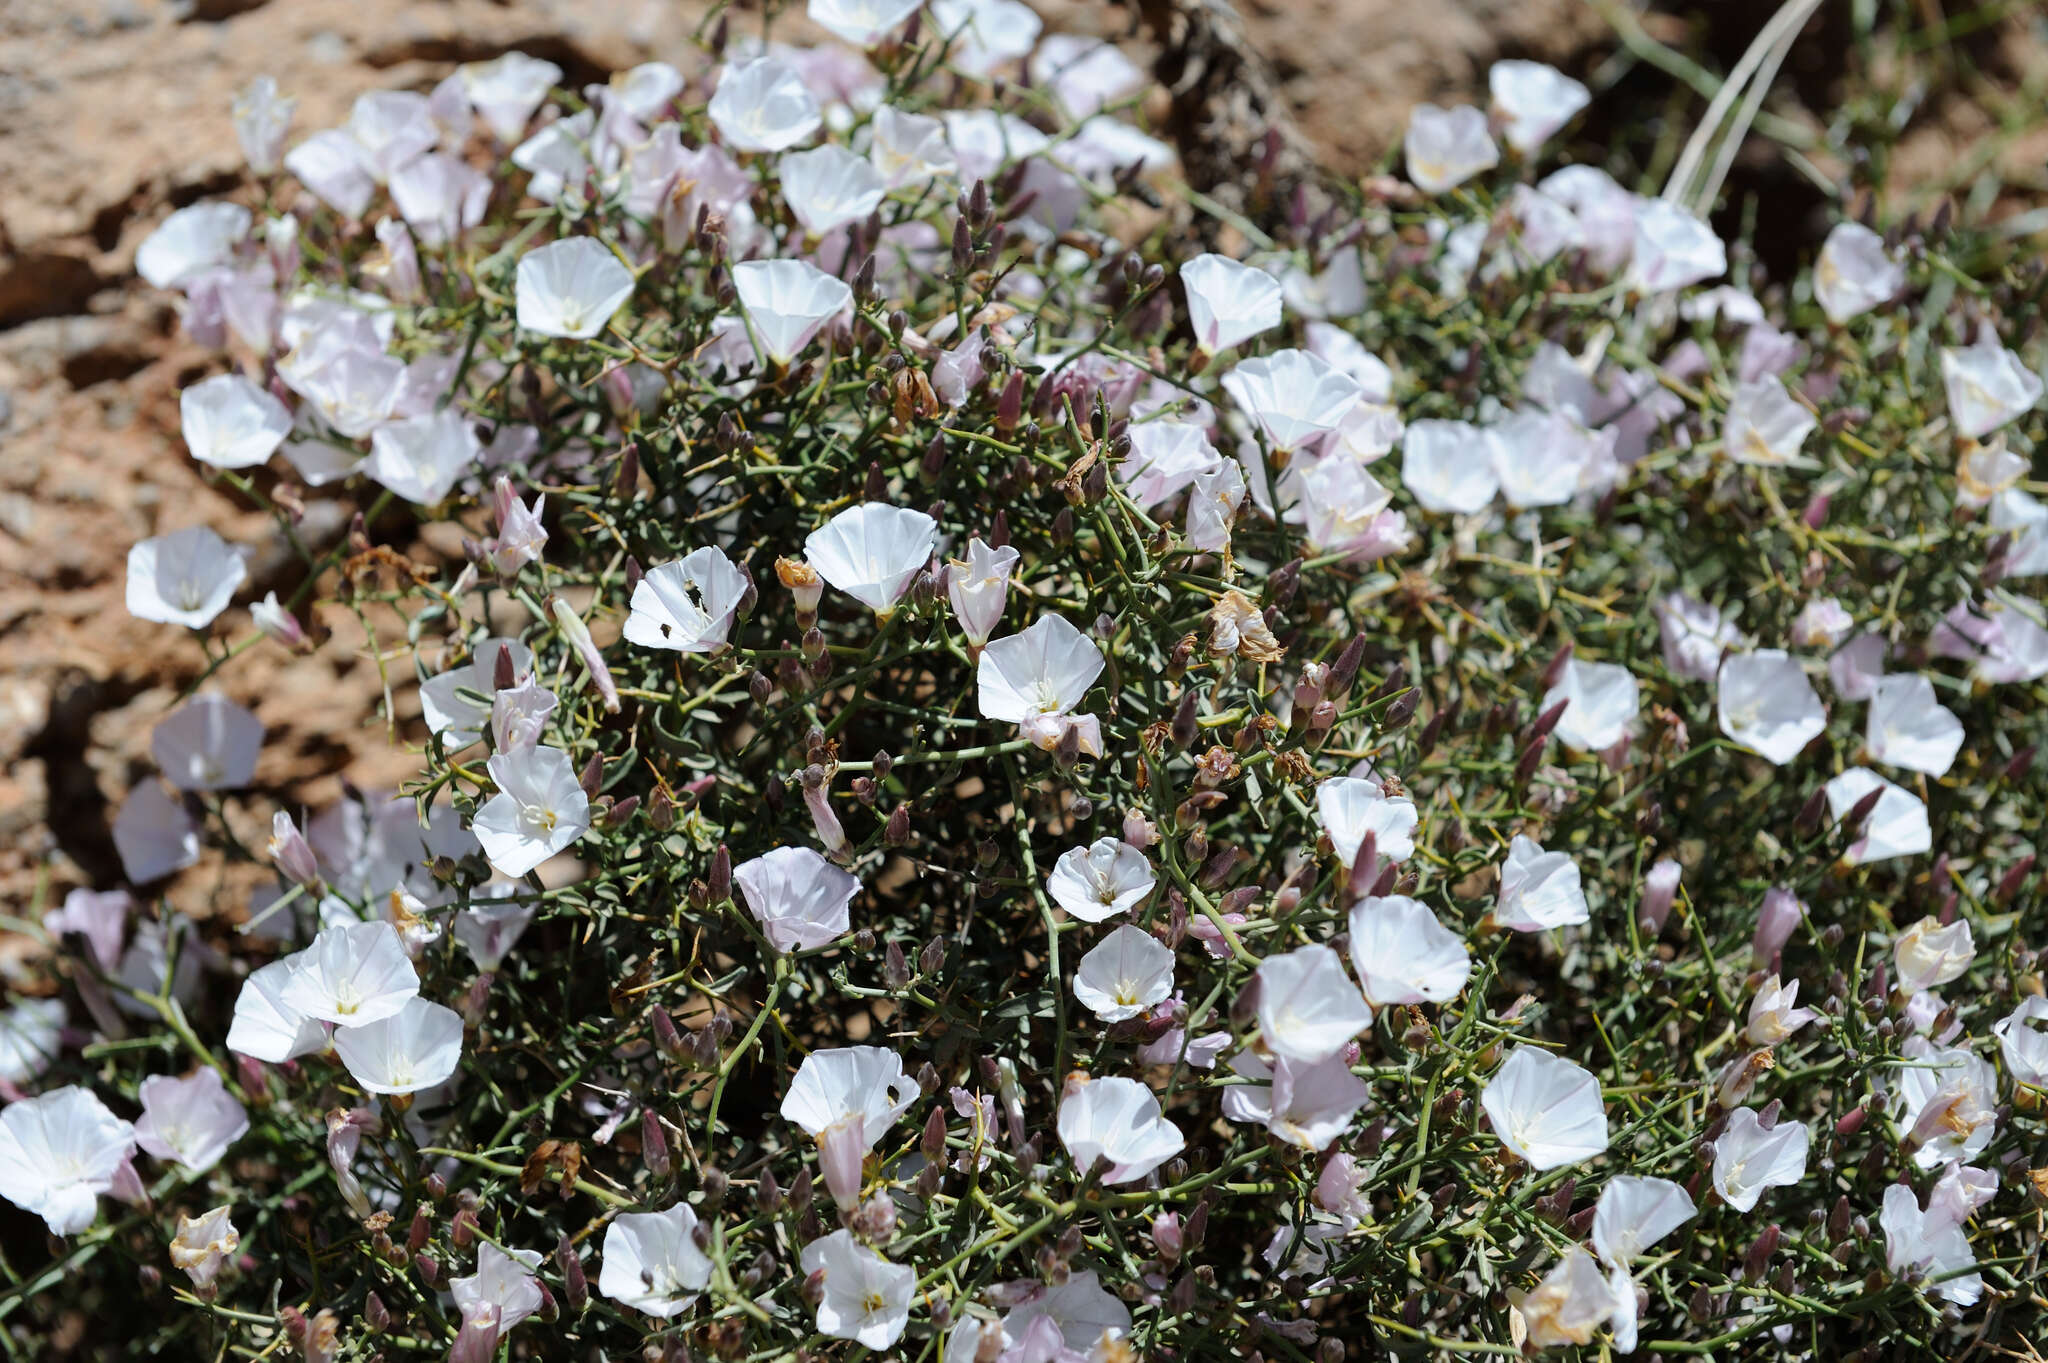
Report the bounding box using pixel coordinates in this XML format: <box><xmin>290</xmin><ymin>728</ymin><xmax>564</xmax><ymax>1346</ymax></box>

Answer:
<box><xmin>643</xmin><ymin>1109</ymin><xmax>671</xmax><ymax>1178</ymax></box>
<box><xmin>884</xmin><ymin>941</ymin><xmax>910</xmax><ymax>989</ymax></box>
<box><xmin>268</xmin><ymin>811</ymin><xmax>321</xmax><ymax>889</ymax></box>
<box><xmin>1639</xmin><ymin>858</ymin><xmax>1681</xmax><ymax>935</ymax></box>
<box><xmin>364</xmin><ymin>1292</ymin><xmax>390</xmax><ymax>1333</ymax></box>
<box><xmin>557</xmin><ymin>1235</ymin><xmax>588</xmax><ymax>1312</ymax></box>
<box><xmin>885</xmin><ymin>804</ymin><xmax>911</xmax><ymax>845</ymax></box>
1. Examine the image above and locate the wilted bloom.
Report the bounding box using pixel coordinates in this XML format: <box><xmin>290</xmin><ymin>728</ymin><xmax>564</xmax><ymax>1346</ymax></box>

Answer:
<box><xmin>1222</xmin><ymin>349</ymin><xmax>1363</xmax><ymax>454</ymax></box>
<box><xmin>1541</xmin><ymin>658</ymin><xmax>1639</xmax><ymax>752</ymax></box>
<box><xmin>472</xmin><ymin>744</ymin><xmax>591</xmax><ymax>877</ymax></box>
<box><xmin>366</xmin><ymin>408</ymin><xmax>480</xmax><ymax>505</ymax></box>
<box><xmin>1047</xmin><ymin>838</ymin><xmax>1155</xmax><ymax>923</ymax></box>
<box><xmin>1315</xmin><ymin>774</ymin><xmax>1418</xmax><ymax>870</ymax></box>
<box><xmin>1824</xmin><ymin>766</ymin><xmax>1931</xmax><ymax>864</ymax></box>
<box><xmin>1892</xmin><ymin>916</ymin><xmax>1975</xmax><ymax>994</ymax></box>
<box><xmin>709</xmin><ymin>56</ymin><xmax>823</xmax><ymax>152</ymax></box>
<box><xmin>226</xmin><ymin>958</ymin><xmax>327</xmax><ymax>1063</ymax></box>
<box><xmin>1993</xmin><ymin>994</ymin><xmax>2048</xmax><ymax>1087</ymax></box>
<box><xmin>516</xmin><ymin>238</ymin><xmax>635</xmax><ymax>340</ymax></box>
<box><xmin>1348</xmin><ymin>894</ymin><xmax>1471</xmax><ymax>1006</ymax></box>
<box><xmin>1222</xmin><ymin>1051</ymin><xmax>1369</xmax><ymax>1150</ymax></box>
<box><xmin>1655</xmin><ymin>593</ymin><xmax>1740</xmax><ymax>682</ymax></box>
<box><xmin>1057</xmin><ymin>1076</ymin><xmax>1184</xmax><ymax>1184</ymax></box>
<box><xmin>135</xmin><ymin>1069</ymin><xmax>249</xmax><ymax>1173</ymax></box>
<box><xmin>112</xmin><ymin>781</ymin><xmax>200</xmax><ymax>884</ymax></box>
<box><xmin>461</xmin><ymin>52</ymin><xmax>563</xmax><ymax>143</ymax></box>
<box><xmin>1941</xmin><ymin>336</ymin><xmax>2044</xmax><ymax>440</ymax></box>
<box><xmin>1894</xmin><ymin>1036</ymin><xmax>1998</xmax><ymax>1169</ymax></box>
<box><xmin>333</xmin><ymin>996</ymin><xmax>464</xmax><ymax>1095</ymax></box>
<box><xmin>250</xmin><ymin>592</ymin><xmax>308</xmax><ymax>649</ymax></box>
<box><xmin>947</xmin><ymin>537</ymin><xmax>1022</xmax><ymax>648</ymax></box>
<box><xmin>1746</xmin><ymin>975</ymin><xmax>1818</xmax><ymax>1045</ymax></box>
<box><xmin>281</xmin><ymin>921</ymin><xmax>419</xmax><ymax>1026</ymax></box>
<box><xmin>804</xmin><ymin>503</ymin><xmax>937</xmax><ymax>615</ymax></box>
<box><xmin>1402</xmin><ymin>418</ymin><xmax>1500</xmax><ymax>514</ymax></box>
<box><xmin>127</xmin><ymin>526</ymin><xmax>247</xmax><ymax>629</ymax></box>
<box><xmin>782</xmin><ymin>1046</ymin><xmax>920</xmax><ymax>1210</ymax></box>
<box><xmin>170</xmin><ymin>1205</ymin><xmax>239</xmax><ymax>1291</ymax></box>
<box><xmin>1493</xmin><ymin>835</ymin><xmax>1590</xmax><ymax>932</ymax></box>
<box><xmin>180</xmin><ymin>374</ymin><xmax>291</xmax><ymax>470</ymax></box>
<box><xmin>599</xmin><ymin>1204</ymin><xmax>713</xmax><ymax>1318</ymax></box>
<box><xmin>152</xmin><ymin>693</ymin><xmax>263</xmax><ymax>791</ymax></box>
<box><xmin>136</xmin><ymin>201</ymin><xmax>251</xmax><ymax>291</ymax></box>
<box><xmin>0</xmin><ymin>1087</ymin><xmax>137</xmax><ymax>1235</ymax></box>
<box><xmin>1404</xmin><ymin>103</ymin><xmax>1498</xmax><ymax>193</ymax></box>
<box><xmin>1867</xmin><ymin>674</ymin><xmax>1964</xmax><ymax>776</ymax></box>
<box><xmin>1482</xmin><ymin>1046</ymin><xmax>1608</xmax><ymax>1169</ymax></box>
<box><xmin>978</xmin><ymin>613</ymin><xmax>1106</xmax><ymax>754</ymax></box>
<box><xmin>1072</xmin><ymin>924</ymin><xmax>1175</xmax><ymax>1022</ymax></box>
<box><xmin>1489</xmin><ymin>61</ymin><xmax>1590</xmax><ymax>154</ymax></box>
<box><xmin>1255</xmin><ymin>945</ymin><xmax>1373</xmax><ymax>1064</ymax></box>
<box><xmin>1181</xmin><ymin>253</ymin><xmax>1283</xmax><ymax>357</ymax></box>
<box><xmin>422</xmin><ymin>637</ymin><xmax>531</xmax><ymax>749</ymax></box>
<box><xmin>780</xmin><ymin>145</ymin><xmax>887</xmax><ymax>237</ymax></box>
<box><xmin>1625</xmin><ymin>199</ymin><xmax>1725</xmax><ymax>293</ymax></box>
<box><xmin>1813</xmin><ymin>221</ymin><xmax>1903</xmax><ymax>324</ymax></box>
<box><xmin>1956</xmin><ymin>439</ymin><xmax>2029</xmax><ymax>510</ymax></box>
<box><xmin>801</xmin><ymin>1229</ymin><xmax>914</xmax><ymax>1348</ymax></box>
<box><xmin>1187</xmin><ymin>461</ymin><xmax>1250</xmax><ymax>551</ymax></box>
<box><xmin>734</xmin><ymin>258</ymin><xmax>854</xmax><ymax>363</ymax></box>
<box><xmin>734</xmin><ymin>845</ymin><xmax>860</xmax><ymax>952</ymax></box>
<box><xmin>1881</xmin><ymin>1182</ymin><xmax>1982</xmax><ymax>1306</ymax></box>
<box><xmin>625</xmin><ymin>547</ymin><xmax>750</xmax><ymax>654</ymax></box>
<box><xmin>1711</xmin><ymin>1106</ymin><xmax>1809</xmax><ymax>1211</ymax></box>
<box><xmin>1511</xmin><ymin>1249</ymin><xmax>1615</xmax><ymax>1349</ymax></box>
<box><xmin>1722</xmin><ymin>377</ymin><xmax>1817</xmax><ymax>467</ymax></box>
<box><xmin>1717</xmin><ymin>650</ymin><xmax>1826</xmax><ymax>765</ymax></box>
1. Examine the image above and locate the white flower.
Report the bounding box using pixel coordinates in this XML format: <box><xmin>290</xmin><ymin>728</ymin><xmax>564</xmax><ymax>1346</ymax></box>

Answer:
<box><xmin>1716</xmin><ymin>650</ymin><xmax>1826</xmax><ymax>765</ymax></box>
<box><xmin>364</xmin><ymin>408</ymin><xmax>482</xmax><ymax>505</ymax></box>
<box><xmin>344</xmin><ymin>89</ymin><xmax>437</xmax><ymax>182</ymax></box>
<box><xmin>134</xmin><ymin>1069</ymin><xmax>248</xmax><ymax>1173</ymax></box>
<box><xmin>170</xmin><ymin>1205</ymin><xmax>239</xmax><ymax>1290</ymax></box>
<box><xmin>599</xmin><ymin>1204</ymin><xmax>713</xmax><ymax>1318</ymax></box>
<box><xmin>422</xmin><ymin>637</ymin><xmax>532</xmax><ymax>749</ymax></box>
<box><xmin>281</xmin><ymin>921</ymin><xmax>420</xmax><ymax>1026</ymax></box>
<box><xmin>1404</xmin><ymin>103</ymin><xmax>1498</xmax><ymax>193</ymax></box>
<box><xmin>1047</xmin><ymin>838</ymin><xmax>1155</xmax><ymax>923</ymax></box>
<box><xmin>1493</xmin><ymin>835</ymin><xmax>1589</xmax><ymax>932</ymax></box>
<box><xmin>780</xmin><ymin>145</ymin><xmax>888</xmax><ymax>238</ymax></box>
<box><xmin>945</xmin><ymin>537</ymin><xmax>1021</xmax><ymax>648</ymax></box>
<box><xmin>709</xmin><ymin>57</ymin><xmax>822</xmax><ymax>153</ymax></box>
<box><xmin>782</xmin><ymin>1046</ymin><xmax>919</xmax><ymax>1210</ymax></box>
<box><xmin>1180</xmin><ymin>254</ymin><xmax>1283</xmax><ymax>356</ymax></box>
<box><xmin>1401</xmin><ymin>418</ymin><xmax>1500</xmax><ymax>514</ymax></box>
<box><xmin>127</xmin><ymin>526</ymin><xmax>247</xmax><ymax>629</ymax></box>
<box><xmin>625</xmin><ymin>548</ymin><xmax>751</xmax><ymax>654</ymax></box>
<box><xmin>0</xmin><ymin>997</ymin><xmax>66</xmax><ymax>1087</ymax></box>
<box><xmin>1824</xmin><ymin>766</ymin><xmax>1931</xmax><ymax>864</ymax></box>
<box><xmin>1314</xmin><ymin>775</ymin><xmax>1418</xmax><ymax>870</ymax></box>
<box><xmin>810</xmin><ymin>0</ymin><xmax>924</xmax><ymax>46</ymax></box>
<box><xmin>180</xmin><ymin>374</ymin><xmax>292</xmax><ymax>470</ymax></box>
<box><xmin>1187</xmin><ymin>460</ymin><xmax>1250</xmax><ymax>552</ymax></box>
<box><xmin>1539</xmin><ymin>165</ymin><xmax>1636</xmax><ymax>273</ymax></box>
<box><xmin>1541</xmin><ymin>658</ymin><xmax>1639</xmax><ymax>752</ymax></box>
<box><xmin>1882</xmin><ymin>1183</ymin><xmax>1982</xmax><ymax>1306</ymax></box>
<box><xmin>390</xmin><ymin>153</ymin><xmax>491</xmax><ymax>247</ymax></box>
<box><xmin>1030</xmin><ymin>34</ymin><xmax>1143</xmax><ymax>119</ymax></box>
<box><xmin>1893</xmin><ymin>1040</ymin><xmax>1999</xmax><ymax>1173</ymax></box>
<box><xmin>284</xmin><ymin>130</ymin><xmax>377</xmax><ymax>219</ymax></box>
<box><xmin>226</xmin><ymin>957</ymin><xmax>328</xmax><ymax>1063</ymax></box>
<box><xmin>1994</xmin><ymin>994</ymin><xmax>2048</xmax><ymax>1087</ymax></box>
<box><xmin>801</xmin><ymin>1230</ymin><xmax>914</xmax><ymax>1348</ymax></box>
<box><xmin>1941</xmin><ymin>337</ymin><xmax>2044</xmax><ymax>440</ymax></box>
<box><xmin>734</xmin><ymin>258</ymin><xmax>853</xmax><ymax>364</ymax></box>
<box><xmin>332</xmin><ymin>996</ymin><xmax>464</xmax><ymax>1096</ymax></box>
<box><xmin>1989</xmin><ymin>488</ymin><xmax>2048</xmax><ymax>578</ymax></box>
<box><xmin>112</xmin><ymin>781</ymin><xmax>200</xmax><ymax>884</ymax></box>
<box><xmin>1722</xmin><ymin>377</ymin><xmax>1816</xmax><ymax>467</ymax></box>
<box><xmin>1255</xmin><ymin>944</ymin><xmax>1372</xmax><ymax>1064</ymax></box>
<box><xmin>516</xmin><ymin>238</ymin><xmax>635</xmax><ymax>340</ymax></box>
<box><xmin>1867</xmin><ymin>673</ymin><xmax>1964</xmax><ymax>776</ymax></box>
<box><xmin>1892</xmin><ymin>916</ymin><xmax>1975</xmax><ymax>994</ymax></box>
<box><xmin>1221</xmin><ymin>1051</ymin><xmax>1368</xmax><ymax>1151</ymax></box>
<box><xmin>1002</xmin><ymin>1270</ymin><xmax>1132</xmax><ymax>1353</ymax></box>
<box><xmin>1482</xmin><ymin>1046</ymin><xmax>1608</xmax><ymax>1170</ymax></box>
<box><xmin>1347</xmin><ymin>894</ymin><xmax>1470</xmax><ymax>1007</ymax></box>
<box><xmin>461</xmin><ymin>52</ymin><xmax>563</xmax><ymax>144</ymax></box>
<box><xmin>1489</xmin><ymin>61</ymin><xmax>1590</xmax><ymax>154</ymax></box>
<box><xmin>449</xmin><ymin>1241</ymin><xmax>544</xmax><ymax>1342</ymax></box>
<box><xmin>1490</xmin><ymin>408</ymin><xmax>1599</xmax><ymax>508</ymax></box>
<box><xmin>470</xmin><ymin>745</ymin><xmax>587</xmax><ymax>878</ymax></box>
<box><xmin>1746</xmin><ymin>974</ymin><xmax>1818</xmax><ymax>1045</ymax></box>
<box><xmin>137</xmin><ymin>202</ymin><xmax>251</xmax><ymax>291</ymax></box>
<box><xmin>1656</xmin><ymin>593</ymin><xmax>1741</xmax><ymax>682</ymax></box>
<box><xmin>1814</xmin><ymin>221</ymin><xmax>1903</xmax><ymax>324</ymax></box>
<box><xmin>734</xmin><ymin>846</ymin><xmax>861</xmax><ymax>953</ymax></box>
<box><xmin>1222</xmin><ymin>349</ymin><xmax>1363</xmax><ymax>454</ymax></box>
<box><xmin>0</xmin><ymin>1087</ymin><xmax>137</xmax><ymax>1236</ymax></box>
<box><xmin>1591</xmin><ymin>1175</ymin><xmax>1695</xmax><ymax>1265</ymax></box>
<box><xmin>1790</xmin><ymin>597</ymin><xmax>1853</xmax><ymax>649</ymax></box>
<box><xmin>1056</xmin><ymin>1076</ymin><xmax>1183</xmax><ymax>1184</ymax></box>
<box><xmin>1072</xmin><ymin>924</ymin><xmax>1175</xmax><ymax>1023</ymax></box>
<box><xmin>930</xmin><ymin>0</ymin><xmax>1042</xmax><ymax>76</ymax></box>
<box><xmin>232</xmin><ymin>74</ymin><xmax>296</xmax><ymax>174</ymax></box>
<box><xmin>453</xmin><ymin>896</ymin><xmax>537</xmax><ymax>973</ymax></box>
<box><xmin>151</xmin><ymin>693</ymin><xmax>263</xmax><ymax>792</ymax></box>
<box><xmin>868</xmin><ymin>105</ymin><xmax>957</xmax><ymax>187</ymax></box>
<box><xmin>977</xmin><ymin>614</ymin><xmax>1106</xmax><ymax>753</ymax></box>
<box><xmin>1625</xmin><ymin>199</ymin><xmax>1725</xmax><ymax>293</ymax></box>
<box><xmin>1510</xmin><ymin>1249</ymin><xmax>1617</xmax><ymax>1349</ymax></box>
<box><xmin>1119</xmin><ymin>421</ymin><xmax>1222</xmax><ymax>508</ymax></box>
<box><xmin>803</xmin><ymin>503</ymin><xmax>938</xmax><ymax>614</ymax></box>
<box><xmin>1711</xmin><ymin>1107</ymin><xmax>1809</xmax><ymax>1211</ymax></box>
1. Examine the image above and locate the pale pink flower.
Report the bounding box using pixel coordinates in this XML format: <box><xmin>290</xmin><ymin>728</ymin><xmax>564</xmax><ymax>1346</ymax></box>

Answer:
<box><xmin>135</xmin><ymin>1069</ymin><xmax>248</xmax><ymax>1172</ymax></box>
<box><xmin>1254</xmin><ymin>945</ymin><xmax>1372</xmax><ymax>1064</ymax></box>
<box><xmin>734</xmin><ymin>846</ymin><xmax>860</xmax><ymax>953</ymax></box>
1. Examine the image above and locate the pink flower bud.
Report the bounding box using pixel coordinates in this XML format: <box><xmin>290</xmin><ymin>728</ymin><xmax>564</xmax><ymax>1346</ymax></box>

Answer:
<box><xmin>1752</xmin><ymin>887</ymin><xmax>1804</xmax><ymax>966</ymax></box>
<box><xmin>268</xmin><ymin>811</ymin><xmax>321</xmax><ymax>889</ymax></box>
<box><xmin>1639</xmin><ymin>858</ymin><xmax>1681</xmax><ymax>935</ymax></box>
<box><xmin>549</xmin><ymin>596</ymin><xmax>620</xmax><ymax>714</ymax></box>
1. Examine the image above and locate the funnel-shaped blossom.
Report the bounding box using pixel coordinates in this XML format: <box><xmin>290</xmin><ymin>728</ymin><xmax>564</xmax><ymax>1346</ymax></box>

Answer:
<box><xmin>1942</xmin><ymin>337</ymin><xmax>2044</xmax><ymax>440</ymax></box>
<box><xmin>112</xmin><ymin>781</ymin><xmax>200</xmax><ymax>884</ymax></box>
<box><xmin>1489</xmin><ymin>61</ymin><xmax>1590</xmax><ymax>154</ymax></box>
<box><xmin>1222</xmin><ymin>1051</ymin><xmax>1368</xmax><ymax>1151</ymax></box>
<box><xmin>1711</xmin><ymin>1107</ymin><xmax>1809</xmax><ymax>1211</ymax></box>
<box><xmin>170</xmin><ymin>1205</ymin><xmax>239</xmax><ymax>1290</ymax></box>
<box><xmin>422</xmin><ymin>637</ymin><xmax>531</xmax><ymax>749</ymax></box>
<box><xmin>1401</xmin><ymin>419</ymin><xmax>1500</xmax><ymax>514</ymax></box>
<box><xmin>390</xmin><ymin>153</ymin><xmax>491</xmax><ymax>247</ymax></box>
<box><xmin>152</xmin><ymin>693</ymin><xmax>263</xmax><ymax>792</ymax></box>
<box><xmin>1625</xmin><ymin>200</ymin><xmax>1725</xmax><ymax>293</ymax></box>
<box><xmin>1541</xmin><ymin>658</ymin><xmax>1639</xmax><ymax>752</ymax></box>
<box><xmin>1314</xmin><ymin>775</ymin><xmax>1417</xmax><ymax>870</ymax></box>
<box><xmin>473</xmin><ymin>744</ymin><xmax>591</xmax><ymax>877</ymax></box>
<box><xmin>134</xmin><ymin>1069</ymin><xmax>248</xmax><ymax>1173</ymax></box>
<box><xmin>809</xmin><ymin>0</ymin><xmax>924</xmax><ymax>45</ymax></box>
<box><xmin>226</xmin><ymin>957</ymin><xmax>327</xmax><ymax>1063</ymax></box>
<box><xmin>1404</xmin><ymin>103</ymin><xmax>1498</xmax><ymax>193</ymax></box>
<box><xmin>1881</xmin><ymin>1182</ymin><xmax>1982</xmax><ymax>1306</ymax></box>
<box><xmin>1002</xmin><ymin>1270</ymin><xmax>1131</xmax><ymax>1353</ymax></box>
<box><xmin>1255</xmin><ymin>945</ymin><xmax>1372</xmax><ymax>1064</ymax></box>
<box><xmin>1867</xmin><ymin>673</ymin><xmax>1963</xmax><ymax>776</ymax></box>
<box><xmin>1591</xmin><ymin>1175</ymin><xmax>1694</xmax><ymax>1265</ymax></box>
<box><xmin>137</xmin><ymin>202</ymin><xmax>251</xmax><ymax>290</ymax></box>
<box><xmin>782</xmin><ymin>1046</ymin><xmax>919</xmax><ymax>1209</ymax></box>
<box><xmin>1814</xmin><ymin>221</ymin><xmax>1903</xmax><ymax>324</ymax></box>
<box><xmin>1047</xmin><ymin>838</ymin><xmax>1155</xmax><ymax>923</ymax></box>
<box><xmin>281</xmin><ymin>921</ymin><xmax>419</xmax><ymax>1027</ymax></box>
<box><xmin>734</xmin><ymin>845</ymin><xmax>860</xmax><ymax>953</ymax></box>
<box><xmin>1745</xmin><ymin>974</ymin><xmax>1818</xmax><ymax>1045</ymax></box>
<box><xmin>1716</xmin><ymin>650</ymin><xmax>1825</xmax><ymax>765</ymax></box>
<box><xmin>516</xmin><ymin>238</ymin><xmax>635</xmax><ymax>339</ymax></box>
<box><xmin>1994</xmin><ymin>995</ymin><xmax>2048</xmax><ymax>1087</ymax></box>
<box><xmin>453</xmin><ymin>897</ymin><xmax>537</xmax><ymax>973</ymax></box>
<box><xmin>709</xmin><ymin>57</ymin><xmax>822</xmax><ymax>152</ymax></box>
<box><xmin>803</xmin><ymin>503</ymin><xmax>937</xmax><ymax>614</ymax></box>
<box><xmin>1347</xmin><ymin>895</ymin><xmax>1470</xmax><ymax>1006</ymax></box>
<box><xmin>1072</xmin><ymin>925</ymin><xmax>1174</xmax><ymax>1023</ymax></box>
<box><xmin>1119</xmin><ymin>422</ymin><xmax>1222</xmax><ymax>507</ymax></box>
<box><xmin>331</xmin><ymin>996</ymin><xmax>463</xmax><ymax>1096</ymax></box>
<box><xmin>1539</xmin><ymin>165</ymin><xmax>1636</xmax><ymax>273</ymax></box>
<box><xmin>180</xmin><ymin>374</ymin><xmax>291</xmax><ymax>470</ymax></box>
<box><xmin>366</xmin><ymin>409</ymin><xmax>480</xmax><ymax>505</ymax></box>
<box><xmin>780</xmin><ymin>145</ymin><xmax>887</xmax><ymax>237</ymax></box>
<box><xmin>461</xmin><ymin>52</ymin><xmax>563</xmax><ymax>144</ymax></box>
<box><xmin>1894</xmin><ymin>1036</ymin><xmax>1998</xmax><ymax>1169</ymax></box>
<box><xmin>931</xmin><ymin>0</ymin><xmax>1042</xmax><ymax>75</ymax></box>
<box><xmin>127</xmin><ymin>526</ymin><xmax>247</xmax><ymax>629</ymax></box>
<box><xmin>946</xmin><ymin>537</ymin><xmax>1021</xmax><ymax>647</ymax></box>
<box><xmin>1490</xmin><ymin>408</ymin><xmax>1603</xmax><ymax>508</ymax></box>
<box><xmin>1893</xmin><ymin>916</ymin><xmax>1975</xmax><ymax>995</ymax></box>
<box><xmin>801</xmin><ymin>1230</ymin><xmax>913</xmax><ymax>1348</ymax></box>
<box><xmin>1722</xmin><ymin>377</ymin><xmax>1816</xmax><ymax>467</ymax></box>
<box><xmin>0</xmin><ymin>1087</ymin><xmax>137</xmax><ymax>1235</ymax></box>
<box><xmin>599</xmin><ymin>1204</ymin><xmax>713</xmax><ymax>1318</ymax></box>
<box><xmin>1482</xmin><ymin>1045</ymin><xmax>1608</xmax><ymax>1169</ymax></box>
<box><xmin>1494</xmin><ymin>835</ymin><xmax>1588</xmax><ymax>932</ymax></box>
<box><xmin>868</xmin><ymin>104</ymin><xmax>956</xmax><ymax>187</ymax></box>
<box><xmin>1056</xmin><ymin>1076</ymin><xmax>1183</xmax><ymax>1184</ymax></box>
<box><xmin>1222</xmin><ymin>349</ymin><xmax>1363</xmax><ymax>453</ymax></box>
<box><xmin>978</xmin><ymin>614</ymin><xmax>1105</xmax><ymax>752</ymax></box>
<box><xmin>1181</xmin><ymin>253</ymin><xmax>1283</xmax><ymax>356</ymax></box>
<box><xmin>1824</xmin><ymin>766</ymin><xmax>1930</xmax><ymax>864</ymax></box>
<box><xmin>734</xmin><ymin>258</ymin><xmax>853</xmax><ymax>363</ymax></box>
<box><xmin>451</xmin><ymin>1242</ymin><xmax>544</xmax><ymax>1339</ymax></box>
<box><xmin>625</xmin><ymin>547</ymin><xmax>750</xmax><ymax>654</ymax></box>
